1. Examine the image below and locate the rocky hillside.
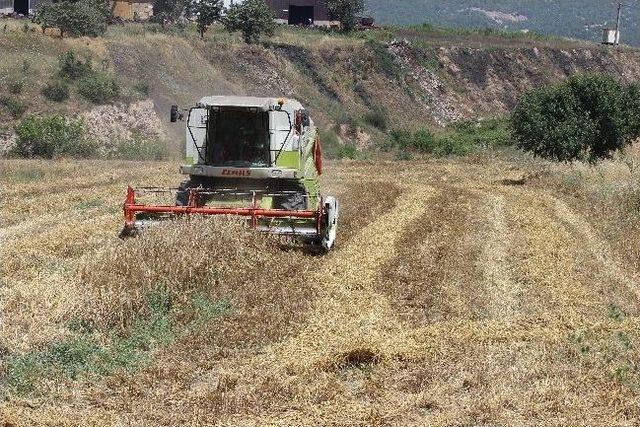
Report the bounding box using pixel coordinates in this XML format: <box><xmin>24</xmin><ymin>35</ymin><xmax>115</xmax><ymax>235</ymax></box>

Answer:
<box><xmin>1</xmin><ymin>19</ymin><xmax>639</xmax><ymax>155</ymax></box>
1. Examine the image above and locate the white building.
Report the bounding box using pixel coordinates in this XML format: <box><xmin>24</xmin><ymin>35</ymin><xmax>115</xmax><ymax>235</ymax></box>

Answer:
<box><xmin>222</xmin><ymin>0</ymin><xmax>245</xmax><ymax>8</ymax></box>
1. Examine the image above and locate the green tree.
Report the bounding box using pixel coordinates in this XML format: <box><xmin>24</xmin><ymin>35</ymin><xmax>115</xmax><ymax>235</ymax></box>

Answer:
<box><xmin>622</xmin><ymin>82</ymin><xmax>640</xmax><ymax>138</ymax></box>
<box><xmin>325</xmin><ymin>0</ymin><xmax>365</xmax><ymax>32</ymax></box>
<box><xmin>512</xmin><ymin>74</ymin><xmax>640</xmax><ymax>163</ymax></box>
<box><xmin>223</xmin><ymin>0</ymin><xmax>275</xmax><ymax>44</ymax></box>
<box><xmin>152</xmin><ymin>0</ymin><xmax>188</xmax><ymax>26</ymax></box>
<box><xmin>188</xmin><ymin>0</ymin><xmax>222</xmax><ymax>38</ymax></box>
<box><xmin>34</xmin><ymin>0</ymin><xmax>111</xmax><ymax>38</ymax></box>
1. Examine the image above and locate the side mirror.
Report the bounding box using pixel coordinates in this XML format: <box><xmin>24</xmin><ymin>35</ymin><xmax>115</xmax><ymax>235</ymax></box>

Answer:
<box><xmin>301</xmin><ymin>111</ymin><xmax>310</xmax><ymax>127</ymax></box>
<box><xmin>295</xmin><ymin>111</ymin><xmax>302</xmax><ymax>132</ymax></box>
<box><xmin>170</xmin><ymin>105</ymin><xmax>183</xmax><ymax>123</ymax></box>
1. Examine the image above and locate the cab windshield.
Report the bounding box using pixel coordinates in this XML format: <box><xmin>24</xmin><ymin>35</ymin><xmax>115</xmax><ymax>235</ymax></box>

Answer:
<box><xmin>206</xmin><ymin>108</ymin><xmax>270</xmax><ymax>167</ymax></box>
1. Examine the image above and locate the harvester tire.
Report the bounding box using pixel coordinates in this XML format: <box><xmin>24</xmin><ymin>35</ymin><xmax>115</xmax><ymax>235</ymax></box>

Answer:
<box><xmin>176</xmin><ymin>180</ymin><xmax>194</xmax><ymax>206</ymax></box>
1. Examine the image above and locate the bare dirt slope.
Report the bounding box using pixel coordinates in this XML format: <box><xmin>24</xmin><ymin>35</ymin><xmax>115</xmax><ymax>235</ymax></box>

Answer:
<box><xmin>2</xmin><ymin>20</ymin><xmax>640</xmax><ymax>153</ymax></box>
<box><xmin>1</xmin><ymin>157</ymin><xmax>639</xmax><ymax>425</ymax></box>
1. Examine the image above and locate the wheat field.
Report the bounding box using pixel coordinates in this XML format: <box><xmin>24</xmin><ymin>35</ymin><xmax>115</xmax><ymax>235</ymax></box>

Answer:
<box><xmin>1</xmin><ymin>155</ymin><xmax>639</xmax><ymax>426</ymax></box>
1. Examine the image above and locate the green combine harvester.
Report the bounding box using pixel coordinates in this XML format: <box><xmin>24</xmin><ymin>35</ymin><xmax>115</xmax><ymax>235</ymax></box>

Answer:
<box><xmin>121</xmin><ymin>96</ymin><xmax>339</xmax><ymax>251</ymax></box>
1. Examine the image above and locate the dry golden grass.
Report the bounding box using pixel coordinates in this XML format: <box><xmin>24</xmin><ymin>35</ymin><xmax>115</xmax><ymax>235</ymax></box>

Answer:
<box><xmin>1</xmin><ymin>155</ymin><xmax>640</xmax><ymax>426</ymax></box>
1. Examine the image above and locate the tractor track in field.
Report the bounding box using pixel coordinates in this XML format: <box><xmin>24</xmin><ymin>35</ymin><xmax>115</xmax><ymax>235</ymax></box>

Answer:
<box><xmin>245</xmin><ymin>181</ymin><xmax>439</xmax><ymax>376</ymax></box>
<box><xmin>215</xmin><ymin>165</ymin><xmax>640</xmax><ymax>425</ymax></box>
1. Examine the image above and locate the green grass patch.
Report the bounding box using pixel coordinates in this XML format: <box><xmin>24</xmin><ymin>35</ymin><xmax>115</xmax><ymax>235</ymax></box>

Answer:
<box><xmin>318</xmin><ymin>128</ymin><xmax>341</xmax><ymax>159</ymax></box>
<box><xmin>0</xmin><ymin>96</ymin><xmax>28</xmax><ymax>119</ymax></box>
<box><xmin>75</xmin><ymin>197</ymin><xmax>104</xmax><ymax>211</ymax></box>
<box><xmin>395</xmin><ymin>150</ymin><xmax>413</xmax><ymax>161</ymax></box>
<box><xmin>108</xmin><ymin>133</ymin><xmax>169</xmax><ymax>161</ymax></box>
<box><xmin>406</xmin><ymin>23</ymin><xmax>558</xmax><ymax>42</ymax></box>
<box><xmin>0</xmin><ymin>169</ymin><xmax>46</xmax><ymax>182</ymax></box>
<box><xmin>387</xmin><ymin>118</ymin><xmax>512</xmax><ymax>157</ymax></box>
<box><xmin>608</xmin><ymin>304</ymin><xmax>627</xmax><ymax>322</ymax></box>
<box><xmin>338</xmin><ymin>143</ymin><xmax>358</xmax><ymax>159</ymax></box>
<box><xmin>3</xmin><ymin>289</ymin><xmax>231</xmax><ymax>397</ymax></box>
<box><xmin>133</xmin><ymin>81</ymin><xmax>150</xmax><ymax>96</ymax></box>
<box><xmin>365</xmin><ymin>39</ymin><xmax>399</xmax><ymax>79</ymax></box>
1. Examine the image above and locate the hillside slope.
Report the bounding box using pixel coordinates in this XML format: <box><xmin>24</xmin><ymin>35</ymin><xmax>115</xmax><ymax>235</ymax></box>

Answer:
<box><xmin>369</xmin><ymin>0</ymin><xmax>640</xmax><ymax>47</ymax></box>
<box><xmin>1</xmin><ymin>20</ymin><xmax>640</xmax><ymax>155</ymax></box>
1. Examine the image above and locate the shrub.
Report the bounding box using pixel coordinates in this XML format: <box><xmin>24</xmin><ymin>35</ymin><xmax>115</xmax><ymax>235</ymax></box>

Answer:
<box><xmin>430</xmin><ymin>136</ymin><xmax>471</xmax><ymax>156</ymax></box>
<box><xmin>512</xmin><ymin>74</ymin><xmax>640</xmax><ymax>163</ymax></box>
<box><xmin>388</xmin><ymin>129</ymin><xmax>412</xmax><ymax>149</ymax></box>
<box><xmin>133</xmin><ymin>81</ymin><xmax>150</xmax><ymax>96</ymax></box>
<box><xmin>12</xmin><ymin>115</ymin><xmax>96</xmax><ymax>158</ymax></box>
<box><xmin>34</xmin><ymin>0</ymin><xmax>111</xmax><ymax>38</ymax></box>
<box><xmin>363</xmin><ymin>108</ymin><xmax>388</xmax><ymax>131</ymax></box>
<box><xmin>1</xmin><ymin>97</ymin><xmax>28</xmax><ymax>119</ymax></box>
<box><xmin>389</xmin><ymin>128</ymin><xmax>435</xmax><ymax>151</ymax></box>
<box><xmin>448</xmin><ymin>118</ymin><xmax>512</xmax><ymax>148</ymax></box>
<box><xmin>318</xmin><ymin>129</ymin><xmax>341</xmax><ymax>159</ymax></box>
<box><xmin>77</xmin><ymin>72</ymin><xmax>120</xmax><ymax>104</ymax></box>
<box><xmin>58</xmin><ymin>51</ymin><xmax>93</xmax><ymax>80</ymax></box>
<box><xmin>387</xmin><ymin>119</ymin><xmax>511</xmax><ymax>157</ymax></box>
<box><xmin>325</xmin><ymin>0</ymin><xmax>365</xmax><ymax>32</ymax></box>
<box><xmin>42</xmin><ymin>81</ymin><xmax>70</xmax><ymax>102</ymax></box>
<box><xmin>338</xmin><ymin>142</ymin><xmax>358</xmax><ymax>159</ymax></box>
<box><xmin>223</xmin><ymin>0</ymin><xmax>275</xmax><ymax>44</ymax></box>
<box><xmin>411</xmin><ymin>129</ymin><xmax>436</xmax><ymax>151</ymax></box>
<box><xmin>8</xmin><ymin>79</ymin><xmax>24</xmax><ymax>95</ymax></box>
<box><xmin>365</xmin><ymin>39</ymin><xmax>398</xmax><ymax>79</ymax></box>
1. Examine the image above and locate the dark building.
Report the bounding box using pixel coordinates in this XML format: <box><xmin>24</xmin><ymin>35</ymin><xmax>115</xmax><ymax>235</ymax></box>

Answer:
<box><xmin>265</xmin><ymin>0</ymin><xmax>333</xmax><ymax>26</ymax></box>
<box><xmin>1</xmin><ymin>0</ymin><xmax>40</xmax><ymax>15</ymax></box>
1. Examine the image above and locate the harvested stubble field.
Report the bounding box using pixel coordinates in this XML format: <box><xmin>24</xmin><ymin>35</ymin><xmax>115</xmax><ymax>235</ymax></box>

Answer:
<box><xmin>1</xmin><ymin>155</ymin><xmax>640</xmax><ymax>426</ymax></box>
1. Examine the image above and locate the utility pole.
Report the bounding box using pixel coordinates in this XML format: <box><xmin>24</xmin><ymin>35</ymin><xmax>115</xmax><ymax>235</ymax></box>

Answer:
<box><xmin>614</xmin><ymin>1</ymin><xmax>623</xmax><ymax>46</ymax></box>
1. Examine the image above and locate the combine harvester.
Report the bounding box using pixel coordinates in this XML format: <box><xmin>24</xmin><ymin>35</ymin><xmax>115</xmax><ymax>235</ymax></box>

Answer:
<box><xmin>120</xmin><ymin>96</ymin><xmax>339</xmax><ymax>251</ymax></box>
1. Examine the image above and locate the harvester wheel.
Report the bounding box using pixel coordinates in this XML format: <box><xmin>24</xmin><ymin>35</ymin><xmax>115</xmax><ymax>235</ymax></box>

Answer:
<box><xmin>320</xmin><ymin>196</ymin><xmax>339</xmax><ymax>251</ymax></box>
<box><xmin>176</xmin><ymin>180</ymin><xmax>195</xmax><ymax>206</ymax></box>
<box><xmin>118</xmin><ymin>224</ymin><xmax>138</xmax><ymax>239</ymax></box>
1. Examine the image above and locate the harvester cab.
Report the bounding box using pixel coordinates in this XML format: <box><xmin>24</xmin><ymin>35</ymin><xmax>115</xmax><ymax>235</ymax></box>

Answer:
<box><xmin>121</xmin><ymin>96</ymin><xmax>339</xmax><ymax>251</ymax></box>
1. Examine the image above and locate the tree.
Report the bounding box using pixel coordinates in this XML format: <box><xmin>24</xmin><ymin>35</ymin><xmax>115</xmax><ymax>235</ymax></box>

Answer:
<box><xmin>511</xmin><ymin>74</ymin><xmax>640</xmax><ymax>163</ymax></box>
<box><xmin>325</xmin><ymin>0</ymin><xmax>365</xmax><ymax>32</ymax></box>
<box><xmin>223</xmin><ymin>0</ymin><xmax>275</xmax><ymax>44</ymax></box>
<box><xmin>188</xmin><ymin>0</ymin><xmax>222</xmax><ymax>38</ymax></box>
<box><xmin>152</xmin><ymin>0</ymin><xmax>188</xmax><ymax>27</ymax></box>
<box><xmin>34</xmin><ymin>0</ymin><xmax>110</xmax><ymax>38</ymax></box>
